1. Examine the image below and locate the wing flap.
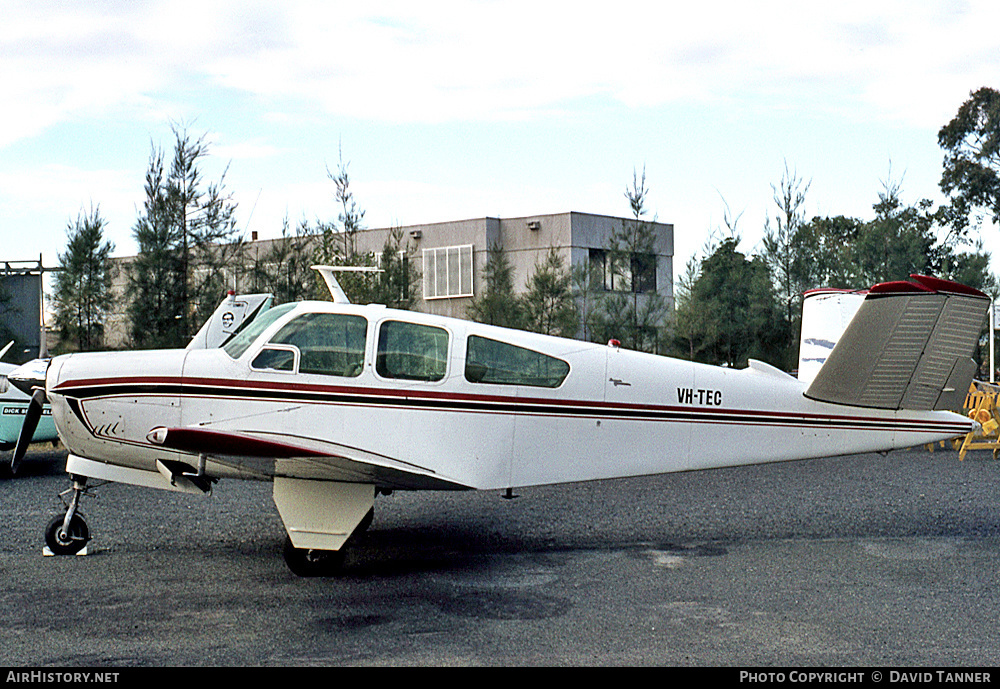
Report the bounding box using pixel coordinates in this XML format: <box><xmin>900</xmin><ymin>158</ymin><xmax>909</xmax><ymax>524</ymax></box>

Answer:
<box><xmin>147</xmin><ymin>426</ymin><xmax>470</xmax><ymax>491</ymax></box>
<box><xmin>804</xmin><ymin>275</ymin><xmax>989</xmax><ymax>411</ymax></box>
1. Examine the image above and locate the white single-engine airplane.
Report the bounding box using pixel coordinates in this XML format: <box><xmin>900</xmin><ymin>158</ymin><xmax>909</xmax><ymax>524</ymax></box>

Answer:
<box><xmin>8</xmin><ymin>270</ymin><xmax>990</xmax><ymax>575</ymax></box>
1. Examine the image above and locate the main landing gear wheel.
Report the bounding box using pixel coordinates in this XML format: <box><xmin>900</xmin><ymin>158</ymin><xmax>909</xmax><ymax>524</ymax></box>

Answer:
<box><xmin>45</xmin><ymin>514</ymin><xmax>90</xmax><ymax>555</ymax></box>
<box><xmin>282</xmin><ymin>538</ymin><xmax>346</xmax><ymax>577</ymax></box>
<box><xmin>357</xmin><ymin>507</ymin><xmax>374</xmax><ymax>534</ymax></box>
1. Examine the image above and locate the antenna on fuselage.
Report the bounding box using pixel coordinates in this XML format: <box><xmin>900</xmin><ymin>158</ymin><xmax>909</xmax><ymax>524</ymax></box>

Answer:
<box><xmin>311</xmin><ymin>265</ymin><xmax>381</xmax><ymax>304</ymax></box>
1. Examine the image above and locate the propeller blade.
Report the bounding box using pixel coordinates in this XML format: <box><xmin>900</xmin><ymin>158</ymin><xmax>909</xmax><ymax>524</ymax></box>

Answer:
<box><xmin>11</xmin><ymin>388</ymin><xmax>45</xmax><ymax>475</ymax></box>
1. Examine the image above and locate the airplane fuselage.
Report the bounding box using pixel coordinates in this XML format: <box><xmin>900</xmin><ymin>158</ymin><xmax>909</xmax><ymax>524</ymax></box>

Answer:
<box><xmin>43</xmin><ymin>301</ymin><xmax>973</xmax><ymax>493</ymax></box>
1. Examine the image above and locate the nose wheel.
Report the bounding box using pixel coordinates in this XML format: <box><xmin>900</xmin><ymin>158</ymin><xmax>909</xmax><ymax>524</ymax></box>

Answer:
<box><xmin>45</xmin><ymin>514</ymin><xmax>90</xmax><ymax>555</ymax></box>
<box><xmin>45</xmin><ymin>476</ymin><xmax>92</xmax><ymax>556</ymax></box>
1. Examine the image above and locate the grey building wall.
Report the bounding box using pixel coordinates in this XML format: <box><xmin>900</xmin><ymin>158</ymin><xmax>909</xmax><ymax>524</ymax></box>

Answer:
<box><xmin>106</xmin><ymin>211</ymin><xmax>674</xmax><ymax>347</ymax></box>
<box><xmin>348</xmin><ymin>211</ymin><xmax>674</xmax><ymax>320</ymax></box>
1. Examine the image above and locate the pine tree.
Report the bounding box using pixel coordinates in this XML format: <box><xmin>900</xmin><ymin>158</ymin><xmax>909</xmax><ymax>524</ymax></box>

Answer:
<box><xmin>368</xmin><ymin>226</ymin><xmax>420</xmax><ymax>309</ymax></box>
<box><xmin>128</xmin><ymin>125</ymin><xmax>241</xmax><ymax>348</ymax></box>
<box><xmin>467</xmin><ymin>242</ymin><xmax>523</xmax><ymax>329</ymax></box>
<box><xmin>309</xmin><ymin>154</ymin><xmax>418</xmax><ymax>307</ymax></box>
<box><xmin>598</xmin><ymin>168</ymin><xmax>668</xmax><ymax>352</ymax></box>
<box><xmin>570</xmin><ymin>259</ymin><xmax>605</xmax><ymax>342</ymax></box>
<box><xmin>522</xmin><ymin>248</ymin><xmax>577</xmax><ymax>338</ymax></box>
<box><xmin>248</xmin><ymin>217</ymin><xmax>323</xmax><ymax>304</ymax></box>
<box><xmin>760</xmin><ymin>161</ymin><xmax>811</xmax><ymax>370</ymax></box>
<box><xmin>128</xmin><ymin>146</ymin><xmax>186</xmax><ymax>348</ymax></box>
<box><xmin>52</xmin><ymin>206</ymin><xmax>115</xmax><ymax>352</ymax></box>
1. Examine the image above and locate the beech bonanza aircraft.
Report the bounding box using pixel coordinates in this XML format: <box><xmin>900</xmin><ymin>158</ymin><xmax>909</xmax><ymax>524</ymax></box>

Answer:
<box><xmin>7</xmin><ymin>270</ymin><xmax>990</xmax><ymax>575</ymax></box>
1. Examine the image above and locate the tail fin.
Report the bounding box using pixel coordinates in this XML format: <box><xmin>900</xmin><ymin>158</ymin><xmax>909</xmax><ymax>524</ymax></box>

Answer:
<box><xmin>797</xmin><ymin>289</ymin><xmax>866</xmax><ymax>385</ymax></box>
<box><xmin>186</xmin><ymin>292</ymin><xmax>273</xmax><ymax>350</ymax></box>
<box><xmin>803</xmin><ymin>275</ymin><xmax>990</xmax><ymax>411</ymax></box>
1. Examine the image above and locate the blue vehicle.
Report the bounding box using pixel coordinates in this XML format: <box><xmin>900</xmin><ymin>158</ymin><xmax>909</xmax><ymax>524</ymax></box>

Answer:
<box><xmin>1</xmin><ymin>342</ymin><xmax>58</xmax><ymax>455</ymax></box>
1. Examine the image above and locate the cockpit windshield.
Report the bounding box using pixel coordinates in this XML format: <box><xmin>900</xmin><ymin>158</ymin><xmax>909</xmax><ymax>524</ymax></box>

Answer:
<box><xmin>222</xmin><ymin>302</ymin><xmax>297</xmax><ymax>359</ymax></box>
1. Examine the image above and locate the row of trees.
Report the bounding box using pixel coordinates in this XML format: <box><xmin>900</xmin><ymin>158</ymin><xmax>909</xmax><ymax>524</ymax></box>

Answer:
<box><xmin>50</xmin><ymin>129</ymin><xmax>421</xmax><ymax>353</ymax></box>
<box><xmin>51</xmin><ymin>88</ymin><xmax>1000</xmax><ymax>373</ymax></box>
<box><xmin>50</xmin><ymin>128</ymin><xmax>668</xmax><ymax>354</ymax></box>
<box><xmin>674</xmin><ymin>171</ymin><xmax>996</xmax><ymax>371</ymax></box>
<box><xmin>673</xmin><ymin>86</ymin><xmax>1000</xmax><ymax>370</ymax></box>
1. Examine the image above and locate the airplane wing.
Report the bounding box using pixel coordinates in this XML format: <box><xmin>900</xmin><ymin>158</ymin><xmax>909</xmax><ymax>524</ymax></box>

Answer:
<box><xmin>146</xmin><ymin>425</ymin><xmax>471</xmax><ymax>491</ymax></box>
<box><xmin>804</xmin><ymin>275</ymin><xmax>990</xmax><ymax>411</ymax></box>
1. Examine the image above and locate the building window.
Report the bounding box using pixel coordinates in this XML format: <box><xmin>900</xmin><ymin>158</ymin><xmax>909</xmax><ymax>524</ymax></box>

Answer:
<box><xmin>631</xmin><ymin>253</ymin><xmax>657</xmax><ymax>293</ymax></box>
<box><xmin>588</xmin><ymin>248</ymin><xmax>657</xmax><ymax>293</ymax></box>
<box><xmin>464</xmin><ymin>335</ymin><xmax>570</xmax><ymax>388</ymax></box>
<box><xmin>376</xmin><ymin>320</ymin><xmax>449</xmax><ymax>382</ymax></box>
<box><xmin>374</xmin><ymin>250</ymin><xmax>411</xmax><ymax>302</ymax></box>
<box><xmin>423</xmin><ymin>245</ymin><xmax>473</xmax><ymax>299</ymax></box>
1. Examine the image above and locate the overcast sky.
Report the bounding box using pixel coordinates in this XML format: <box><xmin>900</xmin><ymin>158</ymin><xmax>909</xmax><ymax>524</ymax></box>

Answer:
<box><xmin>2</xmin><ymin>1</ymin><xmax>998</xmax><ymax>284</ymax></box>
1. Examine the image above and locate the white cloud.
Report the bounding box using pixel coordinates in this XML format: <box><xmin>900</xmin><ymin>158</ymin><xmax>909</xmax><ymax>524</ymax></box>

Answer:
<box><xmin>0</xmin><ymin>162</ymin><xmax>141</xmax><ymax>262</ymax></box>
<box><xmin>212</xmin><ymin>140</ymin><xmax>286</xmax><ymax>161</ymax></box>
<box><xmin>3</xmin><ymin>0</ymin><xmax>1000</xmax><ymax>144</ymax></box>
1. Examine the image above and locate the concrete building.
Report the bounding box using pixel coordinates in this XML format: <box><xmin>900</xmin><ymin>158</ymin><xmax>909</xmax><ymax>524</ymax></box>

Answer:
<box><xmin>106</xmin><ymin>211</ymin><xmax>673</xmax><ymax>347</ymax></box>
<box><xmin>0</xmin><ymin>258</ymin><xmax>46</xmax><ymax>361</ymax></box>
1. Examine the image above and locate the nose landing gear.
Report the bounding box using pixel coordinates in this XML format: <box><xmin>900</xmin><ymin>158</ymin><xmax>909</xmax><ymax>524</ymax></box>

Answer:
<box><xmin>45</xmin><ymin>475</ymin><xmax>91</xmax><ymax>556</ymax></box>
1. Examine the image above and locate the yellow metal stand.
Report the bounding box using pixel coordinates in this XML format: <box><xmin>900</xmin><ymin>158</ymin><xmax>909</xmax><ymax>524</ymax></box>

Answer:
<box><xmin>957</xmin><ymin>382</ymin><xmax>1000</xmax><ymax>460</ymax></box>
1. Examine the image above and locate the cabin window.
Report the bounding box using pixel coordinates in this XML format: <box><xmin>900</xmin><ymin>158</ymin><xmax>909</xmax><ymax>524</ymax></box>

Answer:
<box><xmin>464</xmin><ymin>335</ymin><xmax>570</xmax><ymax>388</ymax></box>
<box><xmin>250</xmin><ymin>346</ymin><xmax>297</xmax><ymax>373</ymax></box>
<box><xmin>223</xmin><ymin>302</ymin><xmax>297</xmax><ymax>359</ymax></box>
<box><xmin>376</xmin><ymin>320</ymin><xmax>449</xmax><ymax>381</ymax></box>
<box><xmin>268</xmin><ymin>313</ymin><xmax>368</xmax><ymax>377</ymax></box>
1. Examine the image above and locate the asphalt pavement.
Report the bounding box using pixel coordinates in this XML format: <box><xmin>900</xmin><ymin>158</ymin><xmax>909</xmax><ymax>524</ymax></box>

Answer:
<box><xmin>2</xmin><ymin>442</ymin><xmax>1000</xmax><ymax>667</ymax></box>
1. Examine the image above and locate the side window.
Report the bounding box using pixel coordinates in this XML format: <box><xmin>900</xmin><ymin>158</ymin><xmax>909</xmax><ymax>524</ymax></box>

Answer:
<box><xmin>267</xmin><ymin>313</ymin><xmax>368</xmax><ymax>377</ymax></box>
<box><xmin>251</xmin><ymin>346</ymin><xmax>297</xmax><ymax>372</ymax></box>
<box><xmin>376</xmin><ymin>321</ymin><xmax>449</xmax><ymax>382</ymax></box>
<box><xmin>465</xmin><ymin>335</ymin><xmax>570</xmax><ymax>388</ymax></box>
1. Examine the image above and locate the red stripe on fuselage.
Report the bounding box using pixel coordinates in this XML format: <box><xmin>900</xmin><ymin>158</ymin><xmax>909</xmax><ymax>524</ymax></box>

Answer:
<box><xmin>52</xmin><ymin>375</ymin><xmax>970</xmax><ymax>434</ymax></box>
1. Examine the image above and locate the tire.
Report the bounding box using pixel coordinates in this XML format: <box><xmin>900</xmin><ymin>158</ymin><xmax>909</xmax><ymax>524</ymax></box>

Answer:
<box><xmin>282</xmin><ymin>537</ymin><xmax>346</xmax><ymax>577</ymax></box>
<box><xmin>45</xmin><ymin>514</ymin><xmax>90</xmax><ymax>556</ymax></box>
<box><xmin>356</xmin><ymin>507</ymin><xmax>374</xmax><ymax>534</ymax></box>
